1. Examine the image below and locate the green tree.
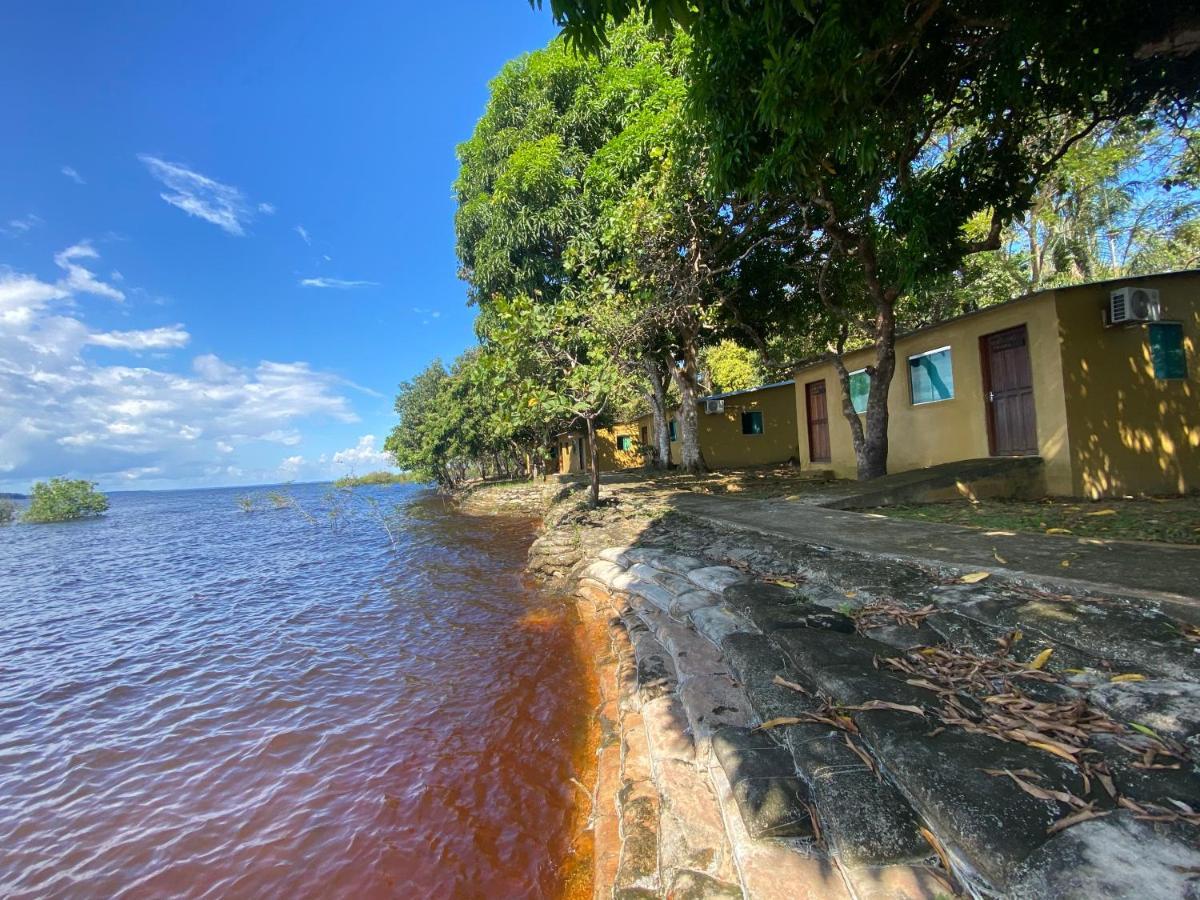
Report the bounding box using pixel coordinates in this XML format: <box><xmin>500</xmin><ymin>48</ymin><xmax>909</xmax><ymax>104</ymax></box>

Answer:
<box><xmin>700</xmin><ymin>340</ymin><xmax>766</xmax><ymax>394</ymax></box>
<box><xmin>536</xmin><ymin>0</ymin><xmax>1200</xmax><ymax>479</ymax></box>
<box><xmin>23</xmin><ymin>478</ymin><xmax>109</xmax><ymax>523</ymax></box>
<box><xmin>480</xmin><ymin>292</ymin><xmax>631</xmax><ymax>504</ymax></box>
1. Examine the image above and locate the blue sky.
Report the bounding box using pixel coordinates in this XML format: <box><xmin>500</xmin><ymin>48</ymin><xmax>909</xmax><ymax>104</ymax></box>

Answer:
<box><xmin>0</xmin><ymin>2</ymin><xmax>559</xmax><ymax>492</ymax></box>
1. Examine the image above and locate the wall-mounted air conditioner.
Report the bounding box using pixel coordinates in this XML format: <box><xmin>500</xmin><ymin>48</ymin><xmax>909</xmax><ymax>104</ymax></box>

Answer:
<box><xmin>704</xmin><ymin>398</ymin><xmax>725</xmax><ymax>414</ymax></box>
<box><xmin>1109</xmin><ymin>287</ymin><xmax>1161</xmax><ymax>325</ymax></box>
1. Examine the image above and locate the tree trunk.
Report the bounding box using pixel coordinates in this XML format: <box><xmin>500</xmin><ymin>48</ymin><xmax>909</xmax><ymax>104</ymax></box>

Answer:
<box><xmin>585</xmin><ymin>416</ymin><xmax>601</xmax><ymax>506</ymax></box>
<box><xmin>832</xmin><ymin>307</ymin><xmax>896</xmax><ymax>481</ymax></box>
<box><xmin>643</xmin><ymin>358</ymin><xmax>670</xmax><ymax>469</ymax></box>
<box><xmin>668</xmin><ymin>343</ymin><xmax>707</xmax><ymax>475</ymax></box>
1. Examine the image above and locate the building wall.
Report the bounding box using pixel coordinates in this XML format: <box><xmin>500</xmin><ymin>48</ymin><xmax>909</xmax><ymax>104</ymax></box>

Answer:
<box><xmin>595</xmin><ymin>418</ymin><xmax>652</xmax><ymax>471</ymax></box>
<box><xmin>793</xmin><ymin>293</ymin><xmax>1073</xmax><ymax>493</ymax></box>
<box><xmin>1054</xmin><ymin>272</ymin><xmax>1200</xmax><ymax>497</ymax></box>
<box><xmin>557</xmin><ymin>433</ymin><xmax>586</xmax><ymax>475</ymax></box>
<box><xmin>695</xmin><ymin>382</ymin><xmax>800</xmax><ymax>468</ymax></box>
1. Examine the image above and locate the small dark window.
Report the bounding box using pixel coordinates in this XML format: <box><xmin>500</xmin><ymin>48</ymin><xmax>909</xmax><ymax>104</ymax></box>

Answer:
<box><xmin>617</xmin><ymin>435</ymin><xmax>633</xmax><ymax>451</ymax></box>
<box><xmin>640</xmin><ymin>426</ymin><xmax>648</xmax><ymax>444</ymax></box>
<box><xmin>669</xmin><ymin>419</ymin><xmax>677</xmax><ymax>442</ymax></box>
<box><xmin>1149</xmin><ymin>322</ymin><xmax>1187</xmax><ymax>380</ymax></box>
<box><xmin>741</xmin><ymin>411</ymin><xmax>764</xmax><ymax>435</ymax></box>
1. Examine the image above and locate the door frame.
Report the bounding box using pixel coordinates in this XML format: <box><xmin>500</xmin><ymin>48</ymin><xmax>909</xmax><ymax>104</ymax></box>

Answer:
<box><xmin>979</xmin><ymin>324</ymin><xmax>1038</xmax><ymax>457</ymax></box>
<box><xmin>805</xmin><ymin>379</ymin><xmax>831</xmax><ymax>463</ymax></box>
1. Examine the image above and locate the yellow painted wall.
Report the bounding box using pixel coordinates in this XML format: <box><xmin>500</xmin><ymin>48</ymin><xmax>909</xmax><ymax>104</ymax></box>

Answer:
<box><xmin>793</xmin><ymin>293</ymin><xmax>1074</xmax><ymax>493</ymax></box>
<box><xmin>595</xmin><ymin>419</ymin><xmax>652</xmax><ymax>471</ymax></box>
<box><xmin>556</xmin><ymin>433</ymin><xmax>586</xmax><ymax>475</ymax></box>
<box><xmin>1054</xmin><ymin>273</ymin><xmax>1200</xmax><ymax>497</ymax></box>
<box><xmin>696</xmin><ymin>382</ymin><xmax>800</xmax><ymax>467</ymax></box>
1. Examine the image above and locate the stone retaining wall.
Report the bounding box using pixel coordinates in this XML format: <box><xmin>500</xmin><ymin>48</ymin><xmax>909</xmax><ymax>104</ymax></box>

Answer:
<box><xmin>524</xmin><ymin>486</ymin><xmax>1200</xmax><ymax>900</ymax></box>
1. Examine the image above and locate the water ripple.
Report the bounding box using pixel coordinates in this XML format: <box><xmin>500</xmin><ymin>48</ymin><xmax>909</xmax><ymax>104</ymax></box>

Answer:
<box><xmin>0</xmin><ymin>484</ymin><xmax>589</xmax><ymax>898</ymax></box>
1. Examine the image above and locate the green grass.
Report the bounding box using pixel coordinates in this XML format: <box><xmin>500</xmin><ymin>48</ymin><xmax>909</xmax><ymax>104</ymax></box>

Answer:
<box><xmin>882</xmin><ymin>495</ymin><xmax>1200</xmax><ymax>545</ymax></box>
<box><xmin>332</xmin><ymin>471</ymin><xmax>418</xmax><ymax>488</ymax></box>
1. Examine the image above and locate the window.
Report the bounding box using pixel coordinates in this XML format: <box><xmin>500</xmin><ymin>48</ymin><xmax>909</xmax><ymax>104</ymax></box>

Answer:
<box><xmin>908</xmin><ymin>346</ymin><xmax>955</xmax><ymax>405</ymax></box>
<box><xmin>640</xmin><ymin>426</ymin><xmax>648</xmax><ymax>444</ymax></box>
<box><xmin>1149</xmin><ymin>322</ymin><xmax>1187</xmax><ymax>380</ymax></box>
<box><xmin>741</xmin><ymin>411</ymin><xmax>764</xmax><ymax>435</ymax></box>
<box><xmin>848</xmin><ymin>368</ymin><xmax>870</xmax><ymax>414</ymax></box>
<box><xmin>669</xmin><ymin>419</ymin><xmax>677</xmax><ymax>442</ymax></box>
<box><xmin>616</xmin><ymin>435</ymin><xmax>633</xmax><ymax>451</ymax></box>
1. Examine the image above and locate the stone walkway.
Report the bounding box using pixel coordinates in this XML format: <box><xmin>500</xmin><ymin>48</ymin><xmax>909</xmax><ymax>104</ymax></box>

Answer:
<box><xmin>666</xmin><ymin>493</ymin><xmax>1200</xmax><ymax>614</ymax></box>
<box><xmin>525</xmin><ymin>484</ymin><xmax>1200</xmax><ymax>899</ymax></box>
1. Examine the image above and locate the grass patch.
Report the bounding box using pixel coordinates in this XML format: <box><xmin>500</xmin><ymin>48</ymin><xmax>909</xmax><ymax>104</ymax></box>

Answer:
<box><xmin>883</xmin><ymin>495</ymin><xmax>1200</xmax><ymax>545</ymax></box>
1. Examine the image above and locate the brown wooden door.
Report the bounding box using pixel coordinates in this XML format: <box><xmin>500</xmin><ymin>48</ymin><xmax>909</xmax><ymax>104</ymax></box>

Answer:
<box><xmin>805</xmin><ymin>380</ymin><xmax>831</xmax><ymax>463</ymax></box>
<box><xmin>982</xmin><ymin>325</ymin><xmax>1038</xmax><ymax>456</ymax></box>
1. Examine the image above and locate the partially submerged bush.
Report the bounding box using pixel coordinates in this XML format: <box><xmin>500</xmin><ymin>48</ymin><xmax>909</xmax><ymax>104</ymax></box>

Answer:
<box><xmin>22</xmin><ymin>478</ymin><xmax>109</xmax><ymax>523</ymax></box>
<box><xmin>0</xmin><ymin>499</ymin><xmax>15</xmax><ymax>525</ymax></box>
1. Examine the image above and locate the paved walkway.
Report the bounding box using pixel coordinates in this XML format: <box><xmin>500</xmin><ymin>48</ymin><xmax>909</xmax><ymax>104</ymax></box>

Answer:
<box><xmin>667</xmin><ymin>493</ymin><xmax>1200</xmax><ymax>612</ymax></box>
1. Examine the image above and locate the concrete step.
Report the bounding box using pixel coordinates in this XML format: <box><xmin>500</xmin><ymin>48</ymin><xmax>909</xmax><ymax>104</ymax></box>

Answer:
<box><xmin>719</xmin><ymin>631</ymin><xmax>930</xmax><ymax>869</ymax></box>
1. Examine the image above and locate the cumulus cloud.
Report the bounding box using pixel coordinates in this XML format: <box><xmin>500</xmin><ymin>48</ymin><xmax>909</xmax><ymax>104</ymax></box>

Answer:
<box><xmin>54</xmin><ymin>242</ymin><xmax>125</xmax><ymax>301</ymax></box>
<box><xmin>330</xmin><ymin>434</ymin><xmax>394</xmax><ymax>471</ymax></box>
<box><xmin>0</xmin><ymin>248</ymin><xmax>359</xmax><ymax>489</ymax></box>
<box><xmin>279</xmin><ymin>455</ymin><xmax>305</xmax><ymax>474</ymax></box>
<box><xmin>88</xmin><ymin>324</ymin><xmax>190</xmax><ymax>351</ymax></box>
<box><xmin>299</xmin><ymin>277</ymin><xmax>378</xmax><ymax>289</ymax></box>
<box><xmin>138</xmin><ymin>155</ymin><xmax>261</xmax><ymax>236</ymax></box>
<box><xmin>61</xmin><ymin>166</ymin><xmax>85</xmax><ymax>184</ymax></box>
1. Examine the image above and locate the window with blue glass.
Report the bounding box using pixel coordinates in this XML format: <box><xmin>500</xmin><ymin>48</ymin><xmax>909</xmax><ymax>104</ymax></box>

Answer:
<box><xmin>1149</xmin><ymin>322</ymin><xmax>1187</xmax><ymax>380</ymax></box>
<box><xmin>668</xmin><ymin>419</ymin><xmax>677</xmax><ymax>442</ymax></box>
<box><xmin>908</xmin><ymin>346</ymin><xmax>955</xmax><ymax>405</ymax></box>
<box><xmin>616</xmin><ymin>435</ymin><xmax>634</xmax><ymax>451</ymax></box>
<box><xmin>741</xmin><ymin>411</ymin><xmax>764</xmax><ymax>435</ymax></box>
<box><xmin>849</xmin><ymin>368</ymin><xmax>870</xmax><ymax>414</ymax></box>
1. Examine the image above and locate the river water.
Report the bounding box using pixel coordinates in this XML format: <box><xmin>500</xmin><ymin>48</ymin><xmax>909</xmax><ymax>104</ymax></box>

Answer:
<box><xmin>0</xmin><ymin>483</ymin><xmax>594</xmax><ymax>898</ymax></box>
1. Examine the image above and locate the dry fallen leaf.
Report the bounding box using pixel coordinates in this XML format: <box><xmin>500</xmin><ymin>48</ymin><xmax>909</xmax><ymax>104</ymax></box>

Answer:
<box><xmin>774</xmin><ymin>580</ymin><xmax>797</xmax><ymax>588</ymax></box>
<box><xmin>1060</xmin><ymin>559</ymin><xmax>1071</xmax><ymax>568</ymax></box>
<box><xmin>1111</xmin><ymin>673</ymin><xmax>1147</xmax><ymax>683</ymax></box>
<box><xmin>993</xmin><ymin>548</ymin><xmax>1008</xmax><ymax>564</ymax></box>
<box><xmin>1047</xmin><ymin>807</ymin><xmax>1111</xmax><ymax>835</ymax></box>
<box><xmin>961</xmin><ymin>571</ymin><xmax>991</xmax><ymax>584</ymax></box>
<box><xmin>847</xmin><ymin>699</ymin><xmax>926</xmax><ymax>716</ymax></box>
<box><xmin>1085</xmin><ymin>509</ymin><xmax>1117</xmax><ymax>517</ymax></box>
<box><xmin>1029</xmin><ymin>648</ymin><xmax>1054</xmax><ymax>670</ymax></box>
<box><xmin>755</xmin><ymin>716</ymin><xmax>805</xmax><ymax>731</ymax></box>
<box><xmin>772</xmin><ymin>674</ymin><xmax>809</xmax><ymax>695</ymax></box>
<box><xmin>1046</xmin><ymin>527</ymin><xmax>1073</xmax><ymax>535</ymax></box>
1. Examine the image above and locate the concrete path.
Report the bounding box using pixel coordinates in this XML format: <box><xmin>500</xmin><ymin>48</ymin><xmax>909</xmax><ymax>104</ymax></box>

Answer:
<box><xmin>667</xmin><ymin>493</ymin><xmax>1200</xmax><ymax>612</ymax></box>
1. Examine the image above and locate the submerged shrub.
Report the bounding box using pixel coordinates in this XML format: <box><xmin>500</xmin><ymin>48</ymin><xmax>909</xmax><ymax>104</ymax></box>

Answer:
<box><xmin>0</xmin><ymin>499</ymin><xmax>15</xmax><ymax>525</ymax></box>
<box><xmin>22</xmin><ymin>478</ymin><xmax>109</xmax><ymax>523</ymax></box>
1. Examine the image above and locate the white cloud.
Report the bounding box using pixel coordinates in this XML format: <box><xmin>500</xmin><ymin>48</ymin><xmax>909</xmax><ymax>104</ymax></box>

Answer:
<box><xmin>295</xmin><ymin>225</ymin><xmax>311</xmax><ymax>244</ymax></box>
<box><xmin>88</xmin><ymin>325</ymin><xmax>190</xmax><ymax>351</ymax></box>
<box><xmin>61</xmin><ymin>166</ymin><xmax>85</xmax><ymax>185</ymax></box>
<box><xmin>54</xmin><ymin>241</ymin><xmax>125</xmax><ymax>301</ymax></box>
<box><xmin>258</xmin><ymin>202</ymin><xmax>276</xmax><ymax>215</ymax></box>
<box><xmin>2</xmin><ymin>214</ymin><xmax>43</xmax><ymax>237</ymax></box>
<box><xmin>330</xmin><ymin>434</ymin><xmax>394</xmax><ymax>471</ymax></box>
<box><xmin>279</xmin><ymin>455</ymin><xmax>305</xmax><ymax>474</ymax></box>
<box><xmin>0</xmin><ymin>248</ymin><xmax>359</xmax><ymax>489</ymax></box>
<box><xmin>138</xmin><ymin>155</ymin><xmax>260</xmax><ymax>236</ymax></box>
<box><xmin>299</xmin><ymin>277</ymin><xmax>378</xmax><ymax>289</ymax></box>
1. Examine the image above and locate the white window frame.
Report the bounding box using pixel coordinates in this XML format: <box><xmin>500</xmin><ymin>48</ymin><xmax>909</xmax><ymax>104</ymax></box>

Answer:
<box><xmin>848</xmin><ymin>367</ymin><xmax>870</xmax><ymax>415</ymax></box>
<box><xmin>907</xmin><ymin>345</ymin><xmax>955</xmax><ymax>406</ymax></box>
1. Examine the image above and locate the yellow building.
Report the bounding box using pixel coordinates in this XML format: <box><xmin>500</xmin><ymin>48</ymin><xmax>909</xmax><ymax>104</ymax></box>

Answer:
<box><xmin>667</xmin><ymin>380</ymin><xmax>799</xmax><ymax>467</ymax></box>
<box><xmin>556</xmin><ymin>380</ymin><xmax>801</xmax><ymax>475</ymax></box>
<box><xmin>792</xmin><ymin>271</ymin><xmax>1199</xmax><ymax>498</ymax></box>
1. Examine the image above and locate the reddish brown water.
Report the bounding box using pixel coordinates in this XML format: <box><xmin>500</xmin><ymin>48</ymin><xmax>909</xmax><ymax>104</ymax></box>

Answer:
<box><xmin>0</xmin><ymin>485</ymin><xmax>595</xmax><ymax>898</ymax></box>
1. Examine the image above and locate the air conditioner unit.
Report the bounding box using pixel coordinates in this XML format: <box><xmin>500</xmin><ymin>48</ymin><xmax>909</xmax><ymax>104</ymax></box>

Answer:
<box><xmin>704</xmin><ymin>398</ymin><xmax>725</xmax><ymax>414</ymax></box>
<box><xmin>1109</xmin><ymin>287</ymin><xmax>1161</xmax><ymax>325</ymax></box>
